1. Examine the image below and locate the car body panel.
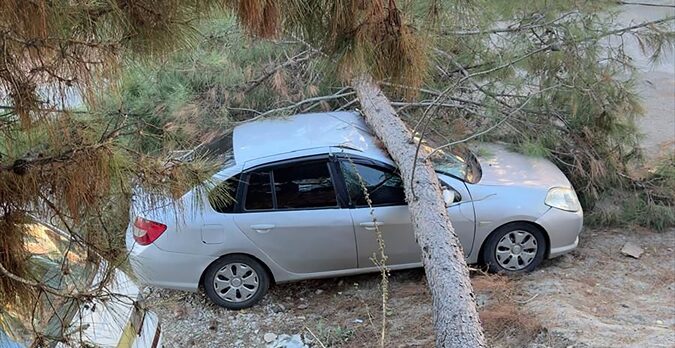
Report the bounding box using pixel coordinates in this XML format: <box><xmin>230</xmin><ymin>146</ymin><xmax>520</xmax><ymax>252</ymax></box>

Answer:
<box><xmin>55</xmin><ymin>269</ymin><xmax>149</xmax><ymax>347</ymax></box>
<box><xmin>126</xmin><ymin>239</ymin><xmax>217</xmax><ymax>291</ymax></box>
<box><xmin>463</xmin><ymin>181</ymin><xmax>552</xmax><ymax>263</ymax></box>
<box><xmin>476</xmin><ymin>143</ymin><xmax>572</xmax><ymax>188</ymax></box>
<box><xmin>126</xmin><ymin>111</ymin><xmax>584</xmax><ymax>292</ymax></box>
<box><xmin>438</xmin><ymin>173</ymin><xmax>477</xmax><ymax>257</ymax></box>
<box><xmin>233</xmin><ymin>112</ymin><xmax>386</xmax><ymax>166</ymax></box>
<box><xmin>232</xmin><ymin>209</ymin><xmax>357</xmax><ymax>273</ymax></box>
<box><xmin>350</xmin><ymin>205</ymin><xmax>419</xmax><ymax>267</ymax></box>
<box><xmin>536</xmin><ymin>205</ymin><xmax>584</xmax><ymax>257</ymax></box>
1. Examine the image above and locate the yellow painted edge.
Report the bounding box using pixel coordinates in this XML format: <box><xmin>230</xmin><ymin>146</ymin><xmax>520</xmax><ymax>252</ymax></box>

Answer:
<box><xmin>116</xmin><ymin>319</ymin><xmax>137</xmax><ymax>348</ymax></box>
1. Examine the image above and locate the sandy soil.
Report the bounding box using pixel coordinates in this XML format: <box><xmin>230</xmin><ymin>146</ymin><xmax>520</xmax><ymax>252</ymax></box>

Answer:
<box><xmin>146</xmin><ymin>227</ymin><xmax>675</xmax><ymax>347</ymax></box>
<box><xmin>520</xmin><ymin>228</ymin><xmax>675</xmax><ymax>347</ymax></box>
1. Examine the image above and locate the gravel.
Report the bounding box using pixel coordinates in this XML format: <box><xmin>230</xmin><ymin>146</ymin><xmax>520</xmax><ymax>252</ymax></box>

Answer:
<box><xmin>145</xmin><ymin>228</ymin><xmax>675</xmax><ymax>347</ymax></box>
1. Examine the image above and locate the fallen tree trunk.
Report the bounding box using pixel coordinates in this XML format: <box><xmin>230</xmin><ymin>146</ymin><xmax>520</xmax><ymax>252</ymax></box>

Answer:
<box><xmin>353</xmin><ymin>75</ymin><xmax>486</xmax><ymax>347</ymax></box>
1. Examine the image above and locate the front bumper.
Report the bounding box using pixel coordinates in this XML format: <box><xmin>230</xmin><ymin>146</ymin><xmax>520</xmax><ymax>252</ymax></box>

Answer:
<box><xmin>535</xmin><ymin>206</ymin><xmax>583</xmax><ymax>258</ymax></box>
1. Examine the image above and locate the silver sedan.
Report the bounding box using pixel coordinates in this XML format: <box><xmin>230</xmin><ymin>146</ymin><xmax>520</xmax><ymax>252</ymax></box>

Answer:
<box><xmin>126</xmin><ymin>111</ymin><xmax>583</xmax><ymax>309</ymax></box>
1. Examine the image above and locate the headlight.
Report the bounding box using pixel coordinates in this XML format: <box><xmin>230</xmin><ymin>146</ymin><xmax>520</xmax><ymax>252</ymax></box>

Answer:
<box><xmin>545</xmin><ymin>187</ymin><xmax>581</xmax><ymax>212</ymax></box>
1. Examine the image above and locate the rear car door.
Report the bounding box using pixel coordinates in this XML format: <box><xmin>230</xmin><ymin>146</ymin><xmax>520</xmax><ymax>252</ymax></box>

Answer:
<box><xmin>232</xmin><ymin>157</ymin><xmax>358</xmax><ymax>274</ymax></box>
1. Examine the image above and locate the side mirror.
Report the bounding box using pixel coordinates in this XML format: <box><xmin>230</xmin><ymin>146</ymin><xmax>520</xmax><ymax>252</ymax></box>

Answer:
<box><xmin>442</xmin><ymin>188</ymin><xmax>461</xmax><ymax>206</ymax></box>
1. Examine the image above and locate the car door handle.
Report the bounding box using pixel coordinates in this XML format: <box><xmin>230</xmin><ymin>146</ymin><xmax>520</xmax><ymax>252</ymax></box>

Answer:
<box><xmin>359</xmin><ymin>221</ymin><xmax>384</xmax><ymax>230</ymax></box>
<box><xmin>250</xmin><ymin>224</ymin><xmax>275</xmax><ymax>233</ymax></box>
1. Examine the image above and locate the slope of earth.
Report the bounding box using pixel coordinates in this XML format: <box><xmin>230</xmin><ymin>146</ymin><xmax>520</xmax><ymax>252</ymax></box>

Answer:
<box><xmin>617</xmin><ymin>0</ymin><xmax>675</xmax><ymax>163</ymax></box>
<box><xmin>145</xmin><ymin>227</ymin><xmax>675</xmax><ymax>347</ymax></box>
<box><xmin>520</xmin><ymin>227</ymin><xmax>675</xmax><ymax>347</ymax></box>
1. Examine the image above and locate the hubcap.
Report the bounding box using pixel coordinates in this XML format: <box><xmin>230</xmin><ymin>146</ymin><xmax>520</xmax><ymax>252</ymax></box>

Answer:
<box><xmin>495</xmin><ymin>230</ymin><xmax>538</xmax><ymax>271</ymax></box>
<box><xmin>213</xmin><ymin>262</ymin><xmax>259</xmax><ymax>303</ymax></box>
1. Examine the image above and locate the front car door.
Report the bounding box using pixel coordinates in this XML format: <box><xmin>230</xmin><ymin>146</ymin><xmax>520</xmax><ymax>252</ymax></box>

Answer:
<box><xmin>337</xmin><ymin>156</ymin><xmax>476</xmax><ymax>268</ymax></box>
<box><xmin>231</xmin><ymin>157</ymin><xmax>357</xmax><ymax>274</ymax></box>
<box><xmin>336</xmin><ymin>157</ymin><xmax>419</xmax><ymax>267</ymax></box>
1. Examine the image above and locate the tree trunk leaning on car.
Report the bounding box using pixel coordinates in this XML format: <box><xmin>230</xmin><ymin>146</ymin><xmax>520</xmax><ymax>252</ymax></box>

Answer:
<box><xmin>227</xmin><ymin>1</ymin><xmax>487</xmax><ymax>347</ymax></box>
<box><xmin>354</xmin><ymin>76</ymin><xmax>486</xmax><ymax>347</ymax></box>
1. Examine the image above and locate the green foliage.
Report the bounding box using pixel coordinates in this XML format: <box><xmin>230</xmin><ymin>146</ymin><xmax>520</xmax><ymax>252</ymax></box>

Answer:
<box><xmin>417</xmin><ymin>1</ymin><xmax>673</xmax><ymax>229</ymax></box>
<box><xmin>587</xmin><ymin>190</ymin><xmax>674</xmax><ymax>232</ymax></box>
<box><xmin>102</xmin><ymin>2</ymin><xmax>673</xmax><ymax>231</ymax></box>
<box><xmin>99</xmin><ymin>15</ymin><xmax>341</xmax><ymax>154</ymax></box>
<box><xmin>0</xmin><ymin>1</ymin><xmax>230</xmax><ymax>337</ymax></box>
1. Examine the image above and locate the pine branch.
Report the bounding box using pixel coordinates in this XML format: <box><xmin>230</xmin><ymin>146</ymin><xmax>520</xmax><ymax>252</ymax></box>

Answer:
<box><xmin>441</xmin><ymin>11</ymin><xmax>580</xmax><ymax>36</ymax></box>
<box><xmin>598</xmin><ymin>16</ymin><xmax>675</xmax><ymax>38</ymax></box>
<box><xmin>243</xmin><ymin>50</ymin><xmax>315</xmax><ymax>93</ymax></box>
<box><xmin>616</xmin><ymin>1</ymin><xmax>675</xmax><ymax>8</ymax></box>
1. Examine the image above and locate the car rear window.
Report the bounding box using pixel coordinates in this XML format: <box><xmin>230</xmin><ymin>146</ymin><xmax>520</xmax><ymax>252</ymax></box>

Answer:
<box><xmin>244</xmin><ymin>171</ymin><xmax>274</xmax><ymax>210</ymax></box>
<box><xmin>209</xmin><ymin>174</ymin><xmax>241</xmax><ymax>213</ymax></box>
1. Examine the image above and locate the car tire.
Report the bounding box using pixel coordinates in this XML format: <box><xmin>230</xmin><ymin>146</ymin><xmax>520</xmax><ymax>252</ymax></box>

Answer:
<box><xmin>482</xmin><ymin>222</ymin><xmax>546</xmax><ymax>274</ymax></box>
<box><xmin>203</xmin><ymin>255</ymin><xmax>269</xmax><ymax>309</ymax></box>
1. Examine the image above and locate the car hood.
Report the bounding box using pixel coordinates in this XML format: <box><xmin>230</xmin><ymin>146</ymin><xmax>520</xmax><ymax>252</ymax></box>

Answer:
<box><xmin>475</xmin><ymin>144</ymin><xmax>571</xmax><ymax>188</ymax></box>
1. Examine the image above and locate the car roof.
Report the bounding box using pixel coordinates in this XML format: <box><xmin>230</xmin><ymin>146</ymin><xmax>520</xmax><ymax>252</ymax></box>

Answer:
<box><xmin>232</xmin><ymin>111</ymin><xmax>390</xmax><ymax>165</ymax></box>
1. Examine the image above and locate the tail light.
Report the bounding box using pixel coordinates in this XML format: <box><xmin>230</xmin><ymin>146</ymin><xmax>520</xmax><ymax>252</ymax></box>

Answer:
<box><xmin>133</xmin><ymin>217</ymin><xmax>167</xmax><ymax>245</ymax></box>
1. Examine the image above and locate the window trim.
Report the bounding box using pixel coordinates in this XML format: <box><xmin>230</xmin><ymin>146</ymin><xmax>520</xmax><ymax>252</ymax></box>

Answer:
<box><xmin>241</xmin><ymin>170</ymin><xmax>275</xmax><ymax>212</ymax></box>
<box><xmin>334</xmin><ymin>154</ymin><xmax>408</xmax><ymax>209</ymax></box>
<box><xmin>237</xmin><ymin>155</ymin><xmax>345</xmax><ymax>213</ymax></box>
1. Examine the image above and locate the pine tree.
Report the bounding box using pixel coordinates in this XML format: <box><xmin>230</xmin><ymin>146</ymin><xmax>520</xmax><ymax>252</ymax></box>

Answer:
<box><xmin>2</xmin><ymin>1</ymin><xmax>672</xmax><ymax>346</ymax></box>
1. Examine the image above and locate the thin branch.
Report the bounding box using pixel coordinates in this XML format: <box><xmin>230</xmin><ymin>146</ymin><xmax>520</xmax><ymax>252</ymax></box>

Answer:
<box><xmin>441</xmin><ymin>11</ymin><xmax>580</xmax><ymax>36</ymax></box>
<box><xmin>243</xmin><ymin>50</ymin><xmax>315</xmax><ymax>93</ymax></box>
<box><xmin>616</xmin><ymin>1</ymin><xmax>675</xmax><ymax>8</ymax></box>
<box><xmin>0</xmin><ymin>259</ymin><xmax>85</xmax><ymax>298</ymax></box>
<box><xmin>597</xmin><ymin>16</ymin><xmax>675</xmax><ymax>38</ymax></box>
<box><xmin>234</xmin><ymin>89</ymin><xmax>355</xmax><ymax>124</ymax></box>
<box><xmin>427</xmin><ymin>86</ymin><xmax>558</xmax><ymax>158</ymax></box>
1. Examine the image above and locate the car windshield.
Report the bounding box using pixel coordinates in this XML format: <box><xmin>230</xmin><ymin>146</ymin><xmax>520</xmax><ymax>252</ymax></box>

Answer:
<box><xmin>0</xmin><ymin>224</ymin><xmax>97</xmax><ymax>346</ymax></box>
<box><xmin>426</xmin><ymin>145</ymin><xmax>482</xmax><ymax>184</ymax></box>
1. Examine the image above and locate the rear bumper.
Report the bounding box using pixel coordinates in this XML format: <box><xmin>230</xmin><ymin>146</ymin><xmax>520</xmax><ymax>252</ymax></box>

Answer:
<box><xmin>535</xmin><ymin>207</ymin><xmax>583</xmax><ymax>258</ymax></box>
<box><xmin>126</xmin><ymin>232</ymin><xmax>216</xmax><ymax>291</ymax></box>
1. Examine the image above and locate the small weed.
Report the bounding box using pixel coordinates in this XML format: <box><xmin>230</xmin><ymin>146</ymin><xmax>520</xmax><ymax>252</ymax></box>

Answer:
<box><xmin>311</xmin><ymin>321</ymin><xmax>355</xmax><ymax>347</ymax></box>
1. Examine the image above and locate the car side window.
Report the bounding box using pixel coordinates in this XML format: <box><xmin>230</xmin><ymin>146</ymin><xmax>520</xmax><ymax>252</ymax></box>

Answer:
<box><xmin>272</xmin><ymin>161</ymin><xmax>338</xmax><ymax>209</ymax></box>
<box><xmin>340</xmin><ymin>161</ymin><xmax>406</xmax><ymax>207</ymax></box>
<box><xmin>209</xmin><ymin>174</ymin><xmax>241</xmax><ymax>213</ymax></box>
<box><xmin>244</xmin><ymin>171</ymin><xmax>274</xmax><ymax>211</ymax></box>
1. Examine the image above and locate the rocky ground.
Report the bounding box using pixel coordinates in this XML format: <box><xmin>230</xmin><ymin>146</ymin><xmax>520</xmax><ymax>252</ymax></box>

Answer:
<box><xmin>145</xmin><ymin>227</ymin><xmax>675</xmax><ymax>347</ymax></box>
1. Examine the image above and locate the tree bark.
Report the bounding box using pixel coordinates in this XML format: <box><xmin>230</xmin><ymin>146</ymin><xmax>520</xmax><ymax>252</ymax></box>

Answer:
<box><xmin>353</xmin><ymin>75</ymin><xmax>486</xmax><ymax>347</ymax></box>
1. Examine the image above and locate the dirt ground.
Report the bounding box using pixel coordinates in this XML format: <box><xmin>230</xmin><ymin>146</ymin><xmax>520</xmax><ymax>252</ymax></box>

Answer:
<box><xmin>145</xmin><ymin>227</ymin><xmax>675</xmax><ymax>347</ymax></box>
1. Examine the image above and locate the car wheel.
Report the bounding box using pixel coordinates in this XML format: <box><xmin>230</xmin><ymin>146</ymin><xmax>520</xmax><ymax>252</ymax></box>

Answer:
<box><xmin>203</xmin><ymin>255</ymin><xmax>269</xmax><ymax>309</ymax></box>
<box><xmin>483</xmin><ymin>223</ymin><xmax>546</xmax><ymax>274</ymax></box>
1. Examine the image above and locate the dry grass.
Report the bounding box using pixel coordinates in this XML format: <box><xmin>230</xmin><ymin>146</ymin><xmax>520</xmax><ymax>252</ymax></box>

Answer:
<box><xmin>473</xmin><ymin>274</ymin><xmax>543</xmax><ymax>346</ymax></box>
<box><xmin>276</xmin><ymin>271</ymin><xmax>544</xmax><ymax>347</ymax></box>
